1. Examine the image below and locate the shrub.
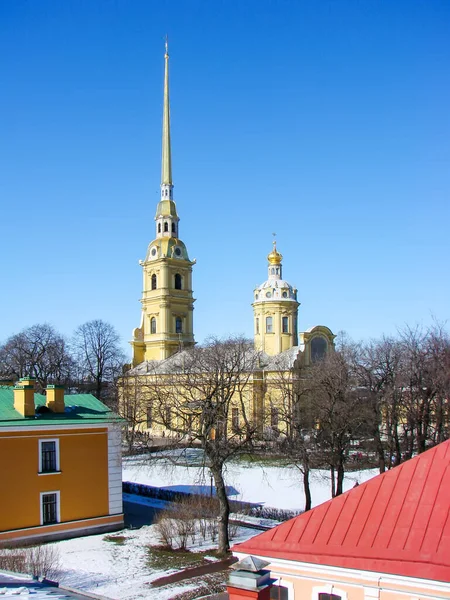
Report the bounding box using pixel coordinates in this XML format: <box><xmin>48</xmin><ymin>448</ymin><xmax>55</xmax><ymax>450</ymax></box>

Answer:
<box><xmin>0</xmin><ymin>544</ymin><xmax>61</xmax><ymax>580</ymax></box>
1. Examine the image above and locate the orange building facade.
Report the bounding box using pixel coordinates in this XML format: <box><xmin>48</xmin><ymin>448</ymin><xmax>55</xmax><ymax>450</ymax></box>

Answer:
<box><xmin>0</xmin><ymin>379</ymin><xmax>124</xmax><ymax>545</ymax></box>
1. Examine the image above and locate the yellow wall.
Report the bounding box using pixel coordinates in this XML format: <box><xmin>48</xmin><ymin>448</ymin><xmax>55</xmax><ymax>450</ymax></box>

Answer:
<box><xmin>253</xmin><ymin>299</ymin><xmax>299</xmax><ymax>356</ymax></box>
<box><xmin>0</xmin><ymin>427</ymin><xmax>109</xmax><ymax>533</ymax></box>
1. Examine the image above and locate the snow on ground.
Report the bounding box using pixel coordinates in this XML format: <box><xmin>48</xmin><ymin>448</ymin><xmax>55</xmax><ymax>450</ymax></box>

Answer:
<box><xmin>55</xmin><ymin>525</ymin><xmax>199</xmax><ymax>600</ymax></box>
<box><xmin>123</xmin><ymin>453</ymin><xmax>378</xmax><ymax>511</ymax></box>
<box><xmin>51</xmin><ymin>456</ymin><xmax>379</xmax><ymax>599</ymax></box>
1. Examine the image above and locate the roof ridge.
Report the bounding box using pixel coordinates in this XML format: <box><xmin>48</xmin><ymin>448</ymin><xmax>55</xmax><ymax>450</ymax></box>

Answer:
<box><xmin>366</xmin><ymin>467</ymin><xmax>400</xmax><ymax>549</ymax></box>
<box><xmin>325</xmin><ymin>490</ymin><xmax>350</xmax><ymax>546</ymax></box>
<box><xmin>411</xmin><ymin>446</ymin><xmax>437</xmax><ymax>553</ymax></box>
<box><xmin>434</xmin><ymin>463</ymin><xmax>450</xmax><ymax>554</ymax></box>
<box><xmin>385</xmin><ymin>454</ymin><xmax>420</xmax><ymax>549</ymax></box>
<box><xmin>352</xmin><ymin>475</ymin><xmax>382</xmax><ymax>548</ymax></box>
<box><xmin>311</xmin><ymin>499</ymin><xmax>333</xmax><ymax>545</ymax></box>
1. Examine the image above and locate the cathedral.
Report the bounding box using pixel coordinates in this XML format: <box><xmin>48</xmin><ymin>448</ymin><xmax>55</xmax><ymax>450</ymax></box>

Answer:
<box><xmin>130</xmin><ymin>44</ymin><xmax>335</xmax><ymax>371</ymax></box>
<box><xmin>123</xmin><ymin>46</ymin><xmax>336</xmax><ymax>438</ymax></box>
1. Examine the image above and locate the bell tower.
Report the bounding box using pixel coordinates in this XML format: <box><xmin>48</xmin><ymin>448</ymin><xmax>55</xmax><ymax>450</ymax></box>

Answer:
<box><xmin>131</xmin><ymin>42</ymin><xmax>195</xmax><ymax>365</ymax></box>
<box><xmin>252</xmin><ymin>241</ymin><xmax>299</xmax><ymax>356</ymax></box>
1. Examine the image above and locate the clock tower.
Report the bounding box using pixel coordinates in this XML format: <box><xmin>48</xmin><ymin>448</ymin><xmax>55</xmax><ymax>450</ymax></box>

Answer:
<box><xmin>131</xmin><ymin>42</ymin><xmax>195</xmax><ymax>365</ymax></box>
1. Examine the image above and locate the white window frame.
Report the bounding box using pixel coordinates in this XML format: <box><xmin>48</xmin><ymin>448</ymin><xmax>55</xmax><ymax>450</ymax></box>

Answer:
<box><xmin>40</xmin><ymin>490</ymin><xmax>61</xmax><ymax>526</ymax></box>
<box><xmin>38</xmin><ymin>438</ymin><xmax>60</xmax><ymax>474</ymax></box>
<box><xmin>312</xmin><ymin>584</ymin><xmax>348</xmax><ymax>600</ymax></box>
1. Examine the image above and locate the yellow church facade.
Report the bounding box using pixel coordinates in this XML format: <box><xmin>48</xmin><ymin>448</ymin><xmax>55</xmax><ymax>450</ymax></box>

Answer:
<box><xmin>0</xmin><ymin>380</ymin><xmax>123</xmax><ymax>545</ymax></box>
<box><xmin>123</xmin><ymin>45</ymin><xmax>335</xmax><ymax>438</ymax></box>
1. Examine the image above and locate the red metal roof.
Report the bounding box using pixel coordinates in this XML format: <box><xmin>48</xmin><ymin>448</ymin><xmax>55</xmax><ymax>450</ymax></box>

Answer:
<box><xmin>234</xmin><ymin>440</ymin><xmax>450</xmax><ymax>583</ymax></box>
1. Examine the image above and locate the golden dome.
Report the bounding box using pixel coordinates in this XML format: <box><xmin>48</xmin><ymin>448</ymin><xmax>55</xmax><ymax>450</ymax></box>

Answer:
<box><xmin>267</xmin><ymin>241</ymin><xmax>283</xmax><ymax>265</ymax></box>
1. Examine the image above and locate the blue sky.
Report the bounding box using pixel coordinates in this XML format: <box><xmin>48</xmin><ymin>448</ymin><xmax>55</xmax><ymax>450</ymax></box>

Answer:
<box><xmin>1</xmin><ymin>0</ymin><xmax>449</xmax><ymax>356</ymax></box>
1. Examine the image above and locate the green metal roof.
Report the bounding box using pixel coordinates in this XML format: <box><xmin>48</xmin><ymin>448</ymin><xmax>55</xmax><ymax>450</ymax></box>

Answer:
<box><xmin>0</xmin><ymin>387</ymin><xmax>123</xmax><ymax>427</ymax></box>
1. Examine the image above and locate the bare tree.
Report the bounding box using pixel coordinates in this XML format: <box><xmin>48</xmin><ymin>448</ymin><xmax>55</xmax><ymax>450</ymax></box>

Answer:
<box><xmin>72</xmin><ymin>319</ymin><xmax>125</xmax><ymax>403</ymax></box>
<box><xmin>125</xmin><ymin>335</ymin><xmax>260</xmax><ymax>555</ymax></box>
<box><xmin>118</xmin><ymin>372</ymin><xmax>153</xmax><ymax>453</ymax></box>
<box><xmin>0</xmin><ymin>324</ymin><xmax>74</xmax><ymax>392</ymax></box>
<box><xmin>308</xmin><ymin>343</ymin><xmax>374</xmax><ymax>497</ymax></box>
<box><xmin>355</xmin><ymin>337</ymin><xmax>404</xmax><ymax>472</ymax></box>
<box><xmin>266</xmin><ymin>360</ymin><xmax>315</xmax><ymax>511</ymax></box>
<box><xmin>397</xmin><ymin>323</ymin><xmax>450</xmax><ymax>457</ymax></box>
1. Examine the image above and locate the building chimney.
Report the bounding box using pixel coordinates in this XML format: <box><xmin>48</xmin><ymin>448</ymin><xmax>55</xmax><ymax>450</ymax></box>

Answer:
<box><xmin>13</xmin><ymin>378</ymin><xmax>36</xmax><ymax>417</ymax></box>
<box><xmin>227</xmin><ymin>556</ymin><xmax>273</xmax><ymax>600</ymax></box>
<box><xmin>46</xmin><ymin>385</ymin><xmax>65</xmax><ymax>413</ymax></box>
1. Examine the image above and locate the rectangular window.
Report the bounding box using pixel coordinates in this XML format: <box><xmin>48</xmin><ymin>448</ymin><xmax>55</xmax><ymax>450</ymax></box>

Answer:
<box><xmin>165</xmin><ymin>407</ymin><xmax>172</xmax><ymax>427</ymax></box>
<box><xmin>39</xmin><ymin>439</ymin><xmax>59</xmax><ymax>473</ymax></box>
<box><xmin>41</xmin><ymin>491</ymin><xmax>60</xmax><ymax>525</ymax></box>
<box><xmin>146</xmin><ymin>404</ymin><xmax>153</xmax><ymax>428</ymax></box>
<box><xmin>271</xmin><ymin>407</ymin><xmax>279</xmax><ymax>428</ymax></box>
<box><xmin>266</xmin><ymin>316</ymin><xmax>273</xmax><ymax>333</ymax></box>
<box><xmin>256</xmin><ymin>318</ymin><xmax>260</xmax><ymax>334</ymax></box>
<box><xmin>282</xmin><ymin>316</ymin><xmax>289</xmax><ymax>333</ymax></box>
<box><xmin>231</xmin><ymin>408</ymin><xmax>239</xmax><ymax>432</ymax></box>
<box><xmin>186</xmin><ymin>414</ymin><xmax>193</xmax><ymax>431</ymax></box>
<box><xmin>270</xmin><ymin>585</ymin><xmax>289</xmax><ymax>600</ymax></box>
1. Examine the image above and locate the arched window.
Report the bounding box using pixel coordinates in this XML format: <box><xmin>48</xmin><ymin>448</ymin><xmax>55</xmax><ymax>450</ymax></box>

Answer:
<box><xmin>266</xmin><ymin>316</ymin><xmax>273</xmax><ymax>333</ymax></box>
<box><xmin>171</xmin><ymin>222</ymin><xmax>175</xmax><ymax>233</ymax></box>
<box><xmin>151</xmin><ymin>274</ymin><xmax>157</xmax><ymax>290</ymax></box>
<box><xmin>311</xmin><ymin>337</ymin><xmax>327</xmax><ymax>362</ymax></box>
<box><xmin>150</xmin><ymin>317</ymin><xmax>156</xmax><ymax>334</ymax></box>
<box><xmin>164</xmin><ymin>222</ymin><xmax>169</xmax><ymax>232</ymax></box>
<box><xmin>175</xmin><ymin>317</ymin><xmax>183</xmax><ymax>334</ymax></box>
<box><xmin>271</xmin><ymin>268</ymin><xmax>275</xmax><ymax>274</ymax></box>
<box><xmin>175</xmin><ymin>273</ymin><xmax>182</xmax><ymax>290</ymax></box>
<box><xmin>158</xmin><ymin>223</ymin><xmax>161</xmax><ymax>233</ymax></box>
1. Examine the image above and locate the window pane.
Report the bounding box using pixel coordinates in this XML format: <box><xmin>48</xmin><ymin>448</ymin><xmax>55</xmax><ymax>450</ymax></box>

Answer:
<box><xmin>42</xmin><ymin>493</ymin><xmax>58</xmax><ymax>525</ymax></box>
<box><xmin>176</xmin><ymin>318</ymin><xmax>183</xmax><ymax>334</ymax></box>
<box><xmin>282</xmin><ymin>316</ymin><xmax>289</xmax><ymax>333</ymax></box>
<box><xmin>266</xmin><ymin>316</ymin><xmax>273</xmax><ymax>333</ymax></box>
<box><xmin>41</xmin><ymin>441</ymin><xmax>57</xmax><ymax>473</ymax></box>
<box><xmin>232</xmin><ymin>408</ymin><xmax>239</xmax><ymax>432</ymax></box>
<box><xmin>270</xmin><ymin>585</ymin><xmax>289</xmax><ymax>600</ymax></box>
<box><xmin>311</xmin><ymin>337</ymin><xmax>327</xmax><ymax>362</ymax></box>
<box><xmin>271</xmin><ymin>407</ymin><xmax>279</xmax><ymax>428</ymax></box>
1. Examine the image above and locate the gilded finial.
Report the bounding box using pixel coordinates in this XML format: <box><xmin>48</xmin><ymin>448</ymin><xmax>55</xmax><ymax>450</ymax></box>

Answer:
<box><xmin>268</xmin><ymin>234</ymin><xmax>282</xmax><ymax>265</ymax></box>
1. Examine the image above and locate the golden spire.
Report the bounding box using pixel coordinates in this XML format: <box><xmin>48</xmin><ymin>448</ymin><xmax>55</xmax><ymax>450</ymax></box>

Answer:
<box><xmin>161</xmin><ymin>36</ymin><xmax>172</xmax><ymax>185</ymax></box>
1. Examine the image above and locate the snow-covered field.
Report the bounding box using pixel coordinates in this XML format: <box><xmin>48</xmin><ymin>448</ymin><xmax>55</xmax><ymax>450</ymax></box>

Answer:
<box><xmin>122</xmin><ymin>452</ymin><xmax>378</xmax><ymax>511</ymax></box>
<box><xmin>52</xmin><ymin>456</ymin><xmax>378</xmax><ymax>599</ymax></box>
